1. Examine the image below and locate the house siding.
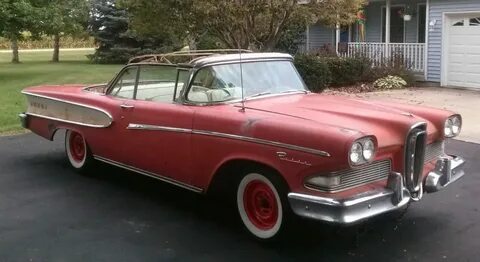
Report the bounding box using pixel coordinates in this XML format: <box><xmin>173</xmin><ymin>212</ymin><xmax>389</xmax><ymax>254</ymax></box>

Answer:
<box><xmin>307</xmin><ymin>23</ymin><xmax>334</xmax><ymax>50</ymax></box>
<box><xmin>427</xmin><ymin>0</ymin><xmax>480</xmax><ymax>82</ymax></box>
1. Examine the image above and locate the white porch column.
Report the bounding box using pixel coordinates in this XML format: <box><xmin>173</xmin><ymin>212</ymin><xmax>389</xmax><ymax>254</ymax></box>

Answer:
<box><xmin>385</xmin><ymin>0</ymin><xmax>391</xmax><ymax>58</ymax></box>
<box><xmin>335</xmin><ymin>22</ymin><xmax>341</xmax><ymax>54</ymax></box>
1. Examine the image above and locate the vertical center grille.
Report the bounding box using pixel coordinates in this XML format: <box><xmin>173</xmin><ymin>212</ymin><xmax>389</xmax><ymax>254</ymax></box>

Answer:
<box><xmin>404</xmin><ymin>123</ymin><xmax>427</xmax><ymax>193</ymax></box>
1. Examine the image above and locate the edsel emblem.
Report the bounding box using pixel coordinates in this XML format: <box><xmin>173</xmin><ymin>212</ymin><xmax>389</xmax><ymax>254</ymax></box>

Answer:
<box><xmin>276</xmin><ymin>152</ymin><xmax>312</xmax><ymax>166</ymax></box>
<box><xmin>30</xmin><ymin>101</ymin><xmax>47</xmax><ymax>110</ymax></box>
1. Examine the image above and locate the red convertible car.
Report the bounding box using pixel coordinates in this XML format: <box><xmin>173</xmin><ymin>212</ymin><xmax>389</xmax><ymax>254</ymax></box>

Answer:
<box><xmin>20</xmin><ymin>50</ymin><xmax>465</xmax><ymax>240</ymax></box>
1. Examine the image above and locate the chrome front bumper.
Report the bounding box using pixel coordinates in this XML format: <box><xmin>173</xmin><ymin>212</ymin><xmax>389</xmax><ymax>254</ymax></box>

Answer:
<box><xmin>288</xmin><ymin>155</ymin><xmax>465</xmax><ymax>224</ymax></box>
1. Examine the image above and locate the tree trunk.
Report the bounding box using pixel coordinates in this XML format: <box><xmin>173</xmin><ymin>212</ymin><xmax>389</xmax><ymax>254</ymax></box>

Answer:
<box><xmin>11</xmin><ymin>37</ymin><xmax>19</xmax><ymax>63</ymax></box>
<box><xmin>52</xmin><ymin>34</ymin><xmax>60</xmax><ymax>62</ymax></box>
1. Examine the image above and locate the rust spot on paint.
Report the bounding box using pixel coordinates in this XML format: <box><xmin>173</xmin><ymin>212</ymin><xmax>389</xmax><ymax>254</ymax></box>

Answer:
<box><xmin>241</xmin><ymin>118</ymin><xmax>260</xmax><ymax>133</ymax></box>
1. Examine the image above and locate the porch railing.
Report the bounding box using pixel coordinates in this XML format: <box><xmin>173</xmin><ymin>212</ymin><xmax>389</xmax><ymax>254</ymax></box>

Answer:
<box><xmin>340</xmin><ymin>42</ymin><xmax>426</xmax><ymax>72</ymax></box>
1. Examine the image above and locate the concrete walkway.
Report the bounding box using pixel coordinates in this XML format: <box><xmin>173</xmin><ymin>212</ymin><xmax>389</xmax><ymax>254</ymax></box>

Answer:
<box><xmin>350</xmin><ymin>87</ymin><xmax>480</xmax><ymax>144</ymax></box>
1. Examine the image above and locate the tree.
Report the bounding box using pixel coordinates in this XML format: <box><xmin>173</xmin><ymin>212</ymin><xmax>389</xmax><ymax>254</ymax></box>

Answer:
<box><xmin>120</xmin><ymin>0</ymin><xmax>367</xmax><ymax>52</ymax></box>
<box><xmin>44</xmin><ymin>0</ymin><xmax>89</xmax><ymax>62</ymax></box>
<box><xmin>88</xmin><ymin>0</ymin><xmax>181</xmax><ymax>64</ymax></box>
<box><xmin>0</xmin><ymin>0</ymin><xmax>48</xmax><ymax>63</ymax></box>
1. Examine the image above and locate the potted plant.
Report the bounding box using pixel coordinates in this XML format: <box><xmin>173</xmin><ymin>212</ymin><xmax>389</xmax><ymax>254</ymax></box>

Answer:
<box><xmin>398</xmin><ymin>6</ymin><xmax>414</xmax><ymax>21</ymax></box>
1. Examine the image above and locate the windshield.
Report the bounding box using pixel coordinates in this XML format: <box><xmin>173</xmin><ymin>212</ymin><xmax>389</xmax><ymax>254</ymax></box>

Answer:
<box><xmin>186</xmin><ymin>60</ymin><xmax>307</xmax><ymax>103</ymax></box>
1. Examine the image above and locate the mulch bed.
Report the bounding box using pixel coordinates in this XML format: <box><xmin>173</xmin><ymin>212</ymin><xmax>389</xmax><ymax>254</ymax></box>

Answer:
<box><xmin>323</xmin><ymin>83</ymin><xmax>376</xmax><ymax>94</ymax></box>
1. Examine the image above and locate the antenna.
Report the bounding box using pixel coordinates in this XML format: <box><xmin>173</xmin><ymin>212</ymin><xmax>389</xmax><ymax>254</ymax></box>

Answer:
<box><xmin>239</xmin><ymin>46</ymin><xmax>245</xmax><ymax>112</ymax></box>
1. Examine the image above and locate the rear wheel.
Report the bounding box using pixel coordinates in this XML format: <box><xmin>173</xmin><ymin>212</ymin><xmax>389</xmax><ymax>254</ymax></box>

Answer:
<box><xmin>236</xmin><ymin>172</ymin><xmax>290</xmax><ymax>241</ymax></box>
<box><xmin>65</xmin><ymin>130</ymin><xmax>94</xmax><ymax>173</ymax></box>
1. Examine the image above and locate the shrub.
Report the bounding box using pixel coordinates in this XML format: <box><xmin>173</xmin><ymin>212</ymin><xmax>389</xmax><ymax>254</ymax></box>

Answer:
<box><xmin>368</xmin><ymin>53</ymin><xmax>416</xmax><ymax>86</ymax></box>
<box><xmin>294</xmin><ymin>54</ymin><xmax>332</xmax><ymax>92</ymax></box>
<box><xmin>324</xmin><ymin>56</ymin><xmax>372</xmax><ymax>86</ymax></box>
<box><xmin>373</xmin><ymin>75</ymin><xmax>407</xmax><ymax>90</ymax></box>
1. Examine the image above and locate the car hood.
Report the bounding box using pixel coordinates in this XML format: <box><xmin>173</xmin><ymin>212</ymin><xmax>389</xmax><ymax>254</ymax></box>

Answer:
<box><xmin>242</xmin><ymin>93</ymin><xmax>441</xmax><ymax>146</ymax></box>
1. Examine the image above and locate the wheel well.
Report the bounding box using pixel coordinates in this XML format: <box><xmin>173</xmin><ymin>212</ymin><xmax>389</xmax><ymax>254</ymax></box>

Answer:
<box><xmin>207</xmin><ymin>159</ymin><xmax>288</xmax><ymax>196</ymax></box>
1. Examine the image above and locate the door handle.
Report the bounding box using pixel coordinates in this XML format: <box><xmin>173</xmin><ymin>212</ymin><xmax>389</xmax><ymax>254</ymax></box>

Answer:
<box><xmin>120</xmin><ymin>104</ymin><xmax>135</xmax><ymax>109</ymax></box>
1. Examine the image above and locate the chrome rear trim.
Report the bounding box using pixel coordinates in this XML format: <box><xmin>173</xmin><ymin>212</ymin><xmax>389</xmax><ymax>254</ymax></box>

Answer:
<box><xmin>21</xmin><ymin>91</ymin><xmax>113</xmax><ymax>128</ymax></box>
<box><xmin>26</xmin><ymin>113</ymin><xmax>109</xmax><ymax>128</ymax></box>
<box><xmin>127</xmin><ymin>123</ymin><xmax>331</xmax><ymax>157</ymax></box>
<box><xmin>93</xmin><ymin>155</ymin><xmax>203</xmax><ymax>193</ymax></box>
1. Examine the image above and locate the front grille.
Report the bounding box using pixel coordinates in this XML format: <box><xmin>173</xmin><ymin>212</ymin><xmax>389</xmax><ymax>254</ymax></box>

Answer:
<box><xmin>404</xmin><ymin>124</ymin><xmax>427</xmax><ymax>193</ymax></box>
<box><xmin>308</xmin><ymin>160</ymin><xmax>391</xmax><ymax>192</ymax></box>
<box><xmin>425</xmin><ymin>141</ymin><xmax>445</xmax><ymax>163</ymax></box>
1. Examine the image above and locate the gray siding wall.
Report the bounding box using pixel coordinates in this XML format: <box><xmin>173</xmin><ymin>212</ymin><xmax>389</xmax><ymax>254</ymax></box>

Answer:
<box><xmin>307</xmin><ymin>23</ymin><xmax>334</xmax><ymax>50</ymax></box>
<box><xmin>365</xmin><ymin>0</ymin><xmax>425</xmax><ymax>43</ymax></box>
<box><xmin>427</xmin><ymin>0</ymin><xmax>480</xmax><ymax>82</ymax></box>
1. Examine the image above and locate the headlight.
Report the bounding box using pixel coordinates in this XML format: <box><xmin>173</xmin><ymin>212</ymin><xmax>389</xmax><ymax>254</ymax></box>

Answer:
<box><xmin>444</xmin><ymin>115</ymin><xmax>462</xmax><ymax>138</ymax></box>
<box><xmin>363</xmin><ymin>140</ymin><xmax>375</xmax><ymax>161</ymax></box>
<box><xmin>349</xmin><ymin>137</ymin><xmax>376</xmax><ymax>166</ymax></box>
<box><xmin>349</xmin><ymin>142</ymin><xmax>363</xmax><ymax>164</ymax></box>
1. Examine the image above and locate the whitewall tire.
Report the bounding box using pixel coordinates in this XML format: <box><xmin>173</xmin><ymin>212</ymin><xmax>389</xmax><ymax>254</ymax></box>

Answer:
<box><xmin>237</xmin><ymin>173</ymin><xmax>284</xmax><ymax>240</ymax></box>
<box><xmin>65</xmin><ymin>130</ymin><xmax>92</xmax><ymax>172</ymax></box>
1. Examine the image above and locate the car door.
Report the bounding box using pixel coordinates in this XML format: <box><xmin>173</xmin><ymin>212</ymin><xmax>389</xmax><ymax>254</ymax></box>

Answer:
<box><xmin>122</xmin><ymin>65</ymin><xmax>197</xmax><ymax>188</ymax></box>
<box><xmin>88</xmin><ymin>65</ymin><xmax>139</xmax><ymax>164</ymax></box>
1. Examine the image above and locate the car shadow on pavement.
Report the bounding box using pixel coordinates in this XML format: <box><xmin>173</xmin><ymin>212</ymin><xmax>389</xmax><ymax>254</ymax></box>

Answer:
<box><xmin>81</xmin><ymin>160</ymin><xmax>448</xmax><ymax>259</ymax></box>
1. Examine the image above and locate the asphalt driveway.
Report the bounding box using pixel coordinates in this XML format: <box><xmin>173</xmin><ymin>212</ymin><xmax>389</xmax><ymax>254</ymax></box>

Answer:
<box><xmin>0</xmin><ymin>133</ymin><xmax>478</xmax><ymax>261</ymax></box>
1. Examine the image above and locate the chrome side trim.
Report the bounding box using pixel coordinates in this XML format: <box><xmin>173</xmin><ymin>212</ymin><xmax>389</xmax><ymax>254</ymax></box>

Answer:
<box><xmin>22</xmin><ymin>91</ymin><xmax>113</xmax><ymax>128</ymax></box>
<box><xmin>127</xmin><ymin>123</ymin><xmax>331</xmax><ymax>157</ymax></box>
<box><xmin>93</xmin><ymin>155</ymin><xmax>203</xmax><ymax>193</ymax></box>
<box><xmin>192</xmin><ymin>129</ymin><xmax>331</xmax><ymax>157</ymax></box>
<box><xmin>127</xmin><ymin>124</ymin><xmax>191</xmax><ymax>133</ymax></box>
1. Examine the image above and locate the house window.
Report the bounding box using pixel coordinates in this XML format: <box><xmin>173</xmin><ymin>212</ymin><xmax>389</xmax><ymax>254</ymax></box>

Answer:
<box><xmin>417</xmin><ymin>5</ymin><xmax>426</xmax><ymax>43</ymax></box>
<box><xmin>452</xmin><ymin>20</ymin><xmax>465</xmax><ymax>26</ymax></box>
<box><xmin>340</xmin><ymin>26</ymin><xmax>351</xmax><ymax>43</ymax></box>
<box><xmin>470</xmin><ymin>17</ymin><xmax>480</xmax><ymax>26</ymax></box>
<box><xmin>382</xmin><ymin>6</ymin><xmax>405</xmax><ymax>43</ymax></box>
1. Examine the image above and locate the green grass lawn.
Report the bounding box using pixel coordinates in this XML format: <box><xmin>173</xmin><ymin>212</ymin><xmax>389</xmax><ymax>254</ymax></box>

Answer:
<box><xmin>0</xmin><ymin>50</ymin><xmax>122</xmax><ymax>134</ymax></box>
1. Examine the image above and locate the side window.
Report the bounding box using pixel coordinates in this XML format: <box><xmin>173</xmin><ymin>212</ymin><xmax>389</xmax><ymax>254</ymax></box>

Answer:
<box><xmin>187</xmin><ymin>66</ymin><xmax>236</xmax><ymax>103</ymax></box>
<box><xmin>174</xmin><ymin>69</ymin><xmax>190</xmax><ymax>101</ymax></box>
<box><xmin>135</xmin><ymin>65</ymin><xmax>180</xmax><ymax>103</ymax></box>
<box><xmin>110</xmin><ymin>67</ymin><xmax>138</xmax><ymax>99</ymax></box>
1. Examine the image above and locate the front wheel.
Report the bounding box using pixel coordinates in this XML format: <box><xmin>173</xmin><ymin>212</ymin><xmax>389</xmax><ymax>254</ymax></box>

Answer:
<box><xmin>236</xmin><ymin>172</ymin><xmax>289</xmax><ymax>240</ymax></box>
<box><xmin>65</xmin><ymin>130</ymin><xmax>94</xmax><ymax>174</ymax></box>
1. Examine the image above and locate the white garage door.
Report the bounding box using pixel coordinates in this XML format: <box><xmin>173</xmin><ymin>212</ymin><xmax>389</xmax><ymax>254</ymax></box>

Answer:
<box><xmin>445</xmin><ymin>14</ymin><xmax>480</xmax><ymax>89</ymax></box>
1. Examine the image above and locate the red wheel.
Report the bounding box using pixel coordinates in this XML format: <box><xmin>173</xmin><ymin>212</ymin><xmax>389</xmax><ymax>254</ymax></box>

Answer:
<box><xmin>65</xmin><ymin>130</ymin><xmax>92</xmax><ymax>172</ymax></box>
<box><xmin>69</xmin><ymin>131</ymin><xmax>86</xmax><ymax>163</ymax></box>
<box><xmin>237</xmin><ymin>173</ymin><xmax>284</xmax><ymax>240</ymax></box>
